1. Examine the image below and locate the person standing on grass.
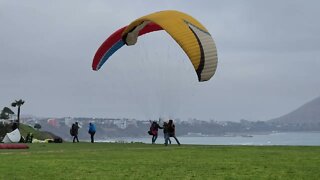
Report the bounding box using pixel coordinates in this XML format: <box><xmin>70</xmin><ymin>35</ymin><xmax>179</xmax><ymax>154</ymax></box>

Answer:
<box><xmin>88</xmin><ymin>122</ymin><xmax>96</xmax><ymax>143</ymax></box>
<box><xmin>163</xmin><ymin>122</ymin><xmax>171</xmax><ymax>146</ymax></box>
<box><xmin>149</xmin><ymin>120</ymin><xmax>162</xmax><ymax>144</ymax></box>
<box><xmin>71</xmin><ymin>122</ymin><xmax>79</xmax><ymax>143</ymax></box>
<box><xmin>168</xmin><ymin>119</ymin><xmax>180</xmax><ymax>146</ymax></box>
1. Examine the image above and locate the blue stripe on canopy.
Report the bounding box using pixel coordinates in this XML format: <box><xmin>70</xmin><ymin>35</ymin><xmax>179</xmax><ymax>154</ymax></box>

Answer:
<box><xmin>97</xmin><ymin>40</ymin><xmax>125</xmax><ymax>70</ymax></box>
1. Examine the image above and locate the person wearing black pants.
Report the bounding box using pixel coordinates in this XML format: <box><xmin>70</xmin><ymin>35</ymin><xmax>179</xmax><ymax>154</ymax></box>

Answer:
<box><xmin>72</xmin><ymin>122</ymin><xmax>79</xmax><ymax>143</ymax></box>
<box><xmin>168</xmin><ymin>119</ymin><xmax>180</xmax><ymax>146</ymax></box>
<box><xmin>88</xmin><ymin>122</ymin><xmax>96</xmax><ymax>143</ymax></box>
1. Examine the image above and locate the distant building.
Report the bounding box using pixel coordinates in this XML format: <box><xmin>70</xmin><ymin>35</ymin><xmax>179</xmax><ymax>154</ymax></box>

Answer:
<box><xmin>64</xmin><ymin>117</ymin><xmax>74</xmax><ymax>127</ymax></box>
<box><xmin>47</xmin><ymin>119</ymin><xmax>59</xmax><ymax>127</ymax></box>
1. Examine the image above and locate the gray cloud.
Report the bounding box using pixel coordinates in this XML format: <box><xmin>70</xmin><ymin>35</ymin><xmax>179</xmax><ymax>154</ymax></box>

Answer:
<box><xmin>1</xmin><ymin>0</ymin><xmax>320</xmax><ymax>121</ymax></box>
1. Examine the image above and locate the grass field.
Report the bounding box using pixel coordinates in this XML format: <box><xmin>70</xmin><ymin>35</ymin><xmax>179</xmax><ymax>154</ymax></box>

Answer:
<box><xmin>0</xmin><ymin>143</ymin><xmax>320</xmax><ymax>180</ymax></box>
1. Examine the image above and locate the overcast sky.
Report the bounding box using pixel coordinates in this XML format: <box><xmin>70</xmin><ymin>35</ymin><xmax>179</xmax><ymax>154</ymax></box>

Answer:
<box><xmin>1</xmin><ymin>0</ymin><xmax>320</xmax><ymax>121</ymax></box>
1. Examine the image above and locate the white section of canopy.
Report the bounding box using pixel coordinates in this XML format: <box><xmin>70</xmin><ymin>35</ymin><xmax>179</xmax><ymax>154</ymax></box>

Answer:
<box><xmin>187</xmin><ymin>23</ymin><xmax>217</xmax><ymax>81</ymax></box>
<box><xmin>125</xmin><ymin>21</ymin><xmax>149</xmax><ymax>45</ymax></box>
<box><xmin>2</xmin><ymin>129</ymin><xmax>21</xmax><ymax>143</ymax></box>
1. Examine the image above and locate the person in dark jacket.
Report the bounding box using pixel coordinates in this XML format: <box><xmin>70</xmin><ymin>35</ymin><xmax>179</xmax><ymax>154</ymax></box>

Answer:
<box><xmin>71</xmin><ymin>122</ymin><xmax>79</xmax><ymax>143</ymax></box>
<box><xmin>149</xmin><ymin>120</ymin><xmax>162</xmax><ymax>144</ymax></box>
<box><xmin>168</xmin><ymin>119</ymin><xmax>180</xmax><ymax>145</ymax></box>
<box><xmin>163</xmin><ymin>122</ymin><xmax>171</xmax><ymax>146</ymax></box>
<box><xmin>88</xmin><ymin>122</ymin><xmax>96</xmax><ymax>143</ymax></box>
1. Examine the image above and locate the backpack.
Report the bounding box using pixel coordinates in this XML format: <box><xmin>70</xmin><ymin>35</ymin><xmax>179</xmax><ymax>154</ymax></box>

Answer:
<box><xmin>148</xmin><ymin>122</ymin><xmax>157</xmax><ymax>135</ymax></box>
<box><xmin>70</xmin><ymin>124</ymin><xmax>75</xmax><ymax>136</ymax></box>
<box><xmin>168</xmin><ymin>123</ymin><xmax>174</xmax><ymax>133</ymax></box>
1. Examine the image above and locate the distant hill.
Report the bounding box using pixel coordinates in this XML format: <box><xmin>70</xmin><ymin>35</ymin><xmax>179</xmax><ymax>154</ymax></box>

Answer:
<box><xmin>19</xmin><ymin>123</ymin><xmax>60</xmax><ymax>140</ymax></box>
<box><xmin>0</xmin><ymin>123</ymin><xmax>58</xmax><ymax>141</ymax></box>
<box><xmin>268</xmin><ymin>96</ymin><xmax>320</xmax><ymax>124</ymax></box>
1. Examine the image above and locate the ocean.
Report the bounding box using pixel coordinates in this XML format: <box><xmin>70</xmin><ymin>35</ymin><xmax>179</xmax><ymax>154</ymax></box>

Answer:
<box><xmin>98</xmin><ymin>132</ymin><xmax>320</xmax><ymax>146</ymax></box>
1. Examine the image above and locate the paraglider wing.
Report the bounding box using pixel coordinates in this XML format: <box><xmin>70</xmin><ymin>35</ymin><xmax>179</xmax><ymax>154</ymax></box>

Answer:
<box><xmin>121</xmin><ymin>10</ymin><xmax>218</xmax><ymax>82</ymax></box>
<box><xmin>92</xmin><ymin>10</ymin><xmax>218</xmax><ymax>82</ymax></box>
<box><xmin>92</xmin><ymin>23</ymin><xmax>162</xmax><ymax>71</ymax></box>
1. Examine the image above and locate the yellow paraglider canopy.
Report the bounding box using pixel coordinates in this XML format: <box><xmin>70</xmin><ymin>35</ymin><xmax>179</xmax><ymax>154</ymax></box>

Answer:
<box><xmin>122</xmin><ymin>10</ymin><xmax>218</xmax><ymax>82</ymax></box>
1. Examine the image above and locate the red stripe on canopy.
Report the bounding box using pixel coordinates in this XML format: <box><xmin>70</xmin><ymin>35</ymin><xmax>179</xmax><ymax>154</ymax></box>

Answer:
<box><xmin>92</xmin><ymin>22</ymin><xmax>163</xmax><ymax>70</ymax></box>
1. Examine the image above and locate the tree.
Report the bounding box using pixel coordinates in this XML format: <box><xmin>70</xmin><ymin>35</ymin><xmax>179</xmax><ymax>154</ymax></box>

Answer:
<box><xmin>0</xmin><ymin>111</ymin><xmax>9</xmax><ymax>120</ymax></box>
<box><xmin>11</xmin><ymin>99</ymin><xmax>25</xmax><ymax>128</ymax></box>
<box><xmin>34</xmin><ymin>123</ymin><xmax>41</xmax><ymax>131</ymax></box>
<box><xmin>0</xmin><ymin>107</ymin><xmax>14</xmax><ymax>120</ymax></box>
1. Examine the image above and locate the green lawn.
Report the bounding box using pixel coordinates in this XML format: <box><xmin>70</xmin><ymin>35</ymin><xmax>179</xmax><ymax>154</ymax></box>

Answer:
<box><xmin>0</xmin><ymin>143</ymin><xmax>319</xmax><ymax>180</ymax></box>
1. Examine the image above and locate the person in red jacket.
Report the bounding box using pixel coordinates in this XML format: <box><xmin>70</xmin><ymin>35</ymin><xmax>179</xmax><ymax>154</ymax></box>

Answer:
<box><xmin>149</xmin><ymin>120</ymin><xmax>162</xmax><ymax>144</ymax></box>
